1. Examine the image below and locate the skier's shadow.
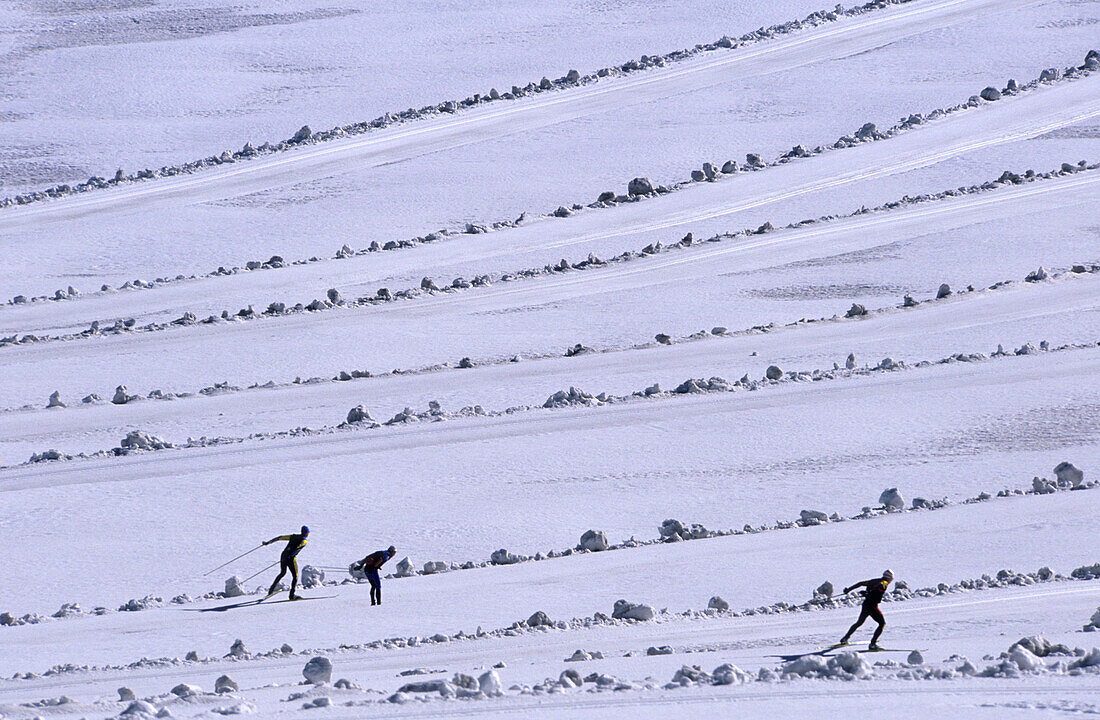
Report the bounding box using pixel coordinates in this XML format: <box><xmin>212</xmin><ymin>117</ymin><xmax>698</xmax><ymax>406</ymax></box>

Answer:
<box><xmin>766</xmin><ymin>648</ymin><xmax>838</xmax><ymax>662</ymax></box>
<box><xmin>183</xmin><ymin>599</ymin><xmax>264</xmax><ymax>613</ymax></box>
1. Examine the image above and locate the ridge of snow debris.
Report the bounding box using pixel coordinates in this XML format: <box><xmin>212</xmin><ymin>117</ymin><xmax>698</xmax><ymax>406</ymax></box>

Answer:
<box><xmin>13</xmin><ymin>334</ymin><xmax>1100</xmax><ymax>468</ymax></box>
<box><xmin>14</xmin><ymin>0</ymin><xmax>1085</xmax><ymax>215</ymax></box>
<box><xmin>3</xmin><ymin>463</ymin><xmax>1092</xmax><ymax>632</ymax></box>
<box><xmin>2</xmin><ymin>160</ymin><xmax>1096</xmax><ymax>363</ymax></box>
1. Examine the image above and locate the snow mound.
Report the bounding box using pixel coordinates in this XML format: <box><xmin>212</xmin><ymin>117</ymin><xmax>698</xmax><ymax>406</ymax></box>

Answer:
<box><xmin>1054</xmin><ymin>461</ymin><xmax>1084</xmax><ymax>487</ymax></box>
<box><xmin>565</xmin><ymin>649</ymin><xmax>604</xmax><ymax>662</ymax></box>
<box><xmin>303</xmin><ymin>656</ymin><xmax>332</xmax><ymax>685</ymax></box>
<box><xmin>783</xmin><ymin>650</ymin><xmax>872</xmax><ymax>679</ymax></box>
<box><xmin>345</xmin><ymin>405</ymin><xmax>376</xmax><ymax>425</ymax></box>
<box><xmin>673</xmin><ymin>377</ymin><xmax>732</xmax><ymax>394</ymax></box>
<box><xmin>300</xmin><ymin>565</ymin><xmax>324</xmax><ymax>588</ymax></box>
<box><xmin>118</xmin><ymin>595</ymin><xmax>162</xmax><ymax>612</ymax></box>
<box><xmin>224</xmin><ymin>576</ymin><xmax>246</xmax><ymax>598</ymax></box>
<box><xmin>215</xmin><ymin>675</ymin><xmax>238</xmax><ymax>694</ymax></box>
<box><xmin>879</xmin><ymin>488</ymin><xmax>905</xmax><ymax>509</ymax></box>
<box><xmin>527</xmin><ymin>610</ymin><xmax>552</xmax><ymax>627</ymax></box>
<box><xmin>112</xmin><ymin>385</ymin><xmax>138</xmax><ymax>404</ymax></box>
<box><xmin>612</xmin><ymin>599</ymin><xmax>655</xmax><ymax>621</ymax></box>
<box><xmin>119</xmin><ymin>700</ymin><xmax>158</xmax><ymax>717</ymax></box>
<box><xmin>29</xmin><ymin>449</ymin><xmax>72</xmax><ymax>463</ymax></box>
<box><xmin>393</xmin><ymin>557</ymin><xmax>416</xmax><ymax>577</ymax></box>
<box><xmin>579</xmin><ymin>529</ymin><xmax>609</xmax><ymax>551</ymax></box>
<box><xmin>799</xmin><ymin>509</ymin><xmax>828</xmax><ymax>525</ymax></box>
<box><xmin>491</xmin><ymin>549</ymin><xmax>526</xmax><ymax>565</ymax></box>
<box><xmin>478</xmin><ymin>670</ymin><xmax>503</xmax><ymax>696</ymax></box>
<box><xmin>119</xmin><ymin>430</ymin><xmax>173</xmax><ymax>452</ymax></box>
<box><xmin>713</xmin><ymin>663</ymin><xmax>753</xmax><ymax>685</ymax></box>
<box><xmin>544</xmin><ymin>387</ymin><xmax>601</xmax><ymax>408</ymax></box>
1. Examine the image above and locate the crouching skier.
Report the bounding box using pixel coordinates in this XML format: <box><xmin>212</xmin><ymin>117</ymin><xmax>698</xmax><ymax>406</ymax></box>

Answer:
<box><xmin>839</xmin><ymin>569</ymin><xmax>893</xmax><ymax>649</ymax></box>
<box><xmin>263</xmin><ymin>526</ymin><xmax>309</xmax><ymax>600</ymax></box>
<box><xmin>353</xmin><ymin>546</ymin><xmax>396</xmax><ymax>605</ymax></box>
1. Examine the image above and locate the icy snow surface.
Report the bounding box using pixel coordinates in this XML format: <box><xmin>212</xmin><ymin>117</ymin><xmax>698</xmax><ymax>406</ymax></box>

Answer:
<box><xmin>1</xmin><ymin>0</ymin><xmax>1099</xmax><ymax>716</ymax></box>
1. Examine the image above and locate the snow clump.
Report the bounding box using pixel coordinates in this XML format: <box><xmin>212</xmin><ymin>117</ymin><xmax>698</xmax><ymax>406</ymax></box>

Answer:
<box><xmin>527</xmin><ymin>610</ymin><xmax>552</xmax><ymax>627</ymax></box>
<box><xmin>301</xmin><ymin>565</ymin><xmax>324</xmax><ymax>588</ymax></box>
<box><xmin>215</xmin><ymin>675</ymin><xmax>238</xmax><ymax>694</ymax></box>
<box><xmin>879</xmin><ymin>487</ymin><xmax>905</xmax><ymax>509</ymax></box>
<box><xmin>579</xmin><ymin>529</ymin><xmax>609</xmax><ymax>551</ymax></box>
<box><xmin>112</xmin><ymin>385</ymin><xmax>138</xmax><ymax>404</ymax></box>
<box><xmin>303</xmin><ymin>656</ymin><xmax>333</xmax><ymax>684</ymax></box>
<box><xmin>118</xmin><ymin>595</ymin><xmax>162</xmax><ymax>612</ymax></box>
<box><xmin>171</xmin><ymin>683</ymin><xmax>201</xmax><ymax>697</ymax></box>
<box><xmin>491</xmin><ymin>549</ymin><xmax>525</xmax><ymax>565</ymax></box>
<box><xmin>612</xmin><ymin>599</ymin><xmax>655</xmax><ymax>621</ymax></box>
<box><xmin>345</xmin><ymin>405</ymin><xmax>376</xmax><ymax>425</ymax></box>
<box><xmin>1054</xmin><ymin>461</ymin><xmax>1084</xmax><ymax>487</ymax></box>
<box><xmin>224</xmin><ymin>576</ymin><xmax>246</xmax><ymax>597</ymax></box>
<box><xmin>566</xmin><ymin>649</ymin><xmax>604</xmax><ymax>662</ymax></box>
<box><xmin>119</xmin><ymin>699</ymin><xmax>159</xmax><ymax>717</ymax></box>
<box><xmin>544</xmin><ymin>387</ymin><xmax>601</xmax><ymax>408</ymax></box>
<box><xmin>119</xmin><ymin>431</ymin><xmax>173</xmax><ymax>452</ymax></box>
<box><xmin>1086</xmin><ymin>607</ymin><xmax>1100</xmax><ymax>632</ymax></box>
<box><xmin>478</xmin><ymin>670</ymin><xmax>503</xmax><ymax>696</ymax></box>
<box><xmin>783</xmin><ymin>650</ymin><xmax>873</xmax><ymax>679</ymax></box>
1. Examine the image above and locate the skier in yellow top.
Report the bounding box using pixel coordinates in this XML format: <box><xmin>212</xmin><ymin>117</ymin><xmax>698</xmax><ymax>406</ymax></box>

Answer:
<box><xmin>263</xmin><ymin>526</ymin><xmax>309</xmax><ymax>600</ymax></box>
<box><xmin>839</xmin><ymin>569</ymin><xmax>893</xmax><ymax>649</ymax></box>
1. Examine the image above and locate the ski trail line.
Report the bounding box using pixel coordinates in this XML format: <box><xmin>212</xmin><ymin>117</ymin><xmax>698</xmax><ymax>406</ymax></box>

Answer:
<box><xmin>0</xmin><ymin>0</ymin><xmax>1021</xmax><ymax>231</ymax></box>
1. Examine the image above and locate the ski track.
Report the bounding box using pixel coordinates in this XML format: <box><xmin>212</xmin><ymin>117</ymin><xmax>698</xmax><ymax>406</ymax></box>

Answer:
<box><xmin>2</xmin><ymin>267</ymin><xmax>1097</xmax><ymax>461</ymax></box>
<box><xmin>0</xmin><ymin>0</ymin><xmax>1034</xmax><ymax>234</ymax></box>
<box><xmin>3</xmin><ymin>341</ymin><xmax>1098</xmax><ymax>493</ymax></box>
<box><xmin>3</xmin><ymin>166</ymin><xmax>1097</xmax><ymax>340</ymax></box>
<box><xmin>0</xmin><ymin>170</ymin><xmax>1095</xmax><ymax>419</ymax></box>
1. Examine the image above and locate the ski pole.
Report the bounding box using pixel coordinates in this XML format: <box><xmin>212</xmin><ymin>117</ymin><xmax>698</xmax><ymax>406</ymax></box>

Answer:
<box><xmin>203</xmin><ymin>544</ymin><xmax>264</xmax><ymax>576</ymax></box>
<box><xmin>242</xmin><ymin>560</ymin><xmax>280</xmax><ymax>584</ymax></box>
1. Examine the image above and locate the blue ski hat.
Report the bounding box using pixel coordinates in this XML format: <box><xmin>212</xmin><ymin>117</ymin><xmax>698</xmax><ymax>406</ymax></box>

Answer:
<box><xmin>301</xmin><ymin>525</ymin><xmax>310</xmax><ymax>535</ymax></box>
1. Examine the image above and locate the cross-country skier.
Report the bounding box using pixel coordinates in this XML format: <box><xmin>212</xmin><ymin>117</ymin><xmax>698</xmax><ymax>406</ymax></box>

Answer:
<box><xmin>263</xmin><ymin>526</ymin><xmax>309</xmax><ymax>600</ymax></box>
<box><xmin>353</xmin><ymin>545</ymin><xmax>396</xmax><ymax>605</ymax></box>
<box><xmin>839</xmin><ymin>569</ymin><xmax>893</xmax><ymax>649</ymax></box>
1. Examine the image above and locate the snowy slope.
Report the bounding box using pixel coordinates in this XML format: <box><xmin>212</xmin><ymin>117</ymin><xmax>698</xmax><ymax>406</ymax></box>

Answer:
<box><xmin>2</xmin><ymin>0</ymin><xmax>1098</xmax><ymax>717</ymax></box>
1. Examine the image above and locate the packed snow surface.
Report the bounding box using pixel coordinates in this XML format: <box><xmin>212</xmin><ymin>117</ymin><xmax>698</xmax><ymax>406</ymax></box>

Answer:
<box><xmin>2</xmin><ymin>0</ymin><xmax>1099</xmax><ymax>716</ymax></box>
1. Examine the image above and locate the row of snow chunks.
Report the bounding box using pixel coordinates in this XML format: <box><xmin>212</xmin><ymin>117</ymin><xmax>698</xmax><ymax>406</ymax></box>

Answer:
<box><xmin>21</xmin><ymin>325</ymin><xmax>1099</xmax><ymax>469</ymax></box>
<box><xmin>644</xmin><ymin>55</ymin><xmax>1100</xmax><ymax>202</ymax></box>
<box><xmin>775</xmin><ymin>639</ymin><xmax>1095</xmax><ymax>682</ymax></box>
<box><xmin>380</xmin><ymin>467</ymin><xmax>1090</xmax><ymax>594</ymax></box>
<box><xmin>3</xmin><ymin>154</ymin><xmax>1094</xmax><ymax>357</ymax></box>
<box><xmin>6</xmin><ymin>563</ymin><xmax>1090</xmax><ymax>690</ymax></box>
<box><xmin>322</xmin><ymin>572</ymin><xmax>1100</xmax><ymax>696</ymax></box>
<box><xmin>13</xmin><ymin>152</ymin><xmax>1094</xmax><ymax>359</ymax></box>
<box><xmin>19</xmin><ymin>328</ymin><xmax>1094</xmax><ymax>474</ymax></box>
<box><xmin>0</xmin><ymin>0</ymin><xmax>919</xmax><ymax>210</ymax></box>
